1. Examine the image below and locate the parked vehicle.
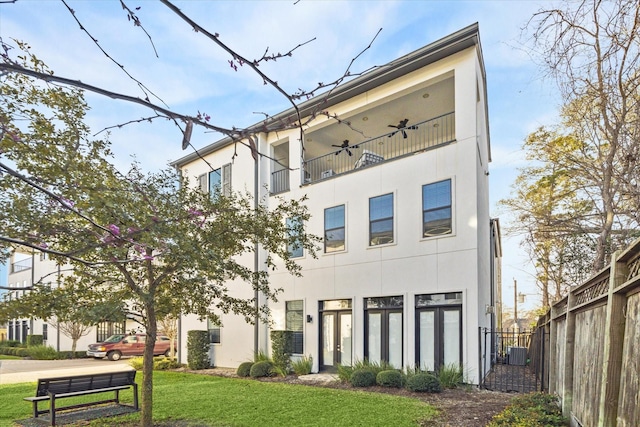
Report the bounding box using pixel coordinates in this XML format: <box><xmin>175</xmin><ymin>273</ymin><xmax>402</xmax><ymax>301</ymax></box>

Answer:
<box><xmin>87</xmin><ymin>334</ymin><xmax>174</xmax><ymax>361</ymax></box>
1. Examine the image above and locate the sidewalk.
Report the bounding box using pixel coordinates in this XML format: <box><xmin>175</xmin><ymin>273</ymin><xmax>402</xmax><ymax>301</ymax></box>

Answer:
<box><xmin>0</xmin><ymin>358</ymin><xmax>133</xmax><ymax>384</ymax></box>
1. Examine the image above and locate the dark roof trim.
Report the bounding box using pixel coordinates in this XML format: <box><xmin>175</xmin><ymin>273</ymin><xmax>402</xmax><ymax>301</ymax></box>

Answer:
<box><xmin>173</xmin><ymin>23</ymin><xmax>484</xmax><ymax>167</ymax></box>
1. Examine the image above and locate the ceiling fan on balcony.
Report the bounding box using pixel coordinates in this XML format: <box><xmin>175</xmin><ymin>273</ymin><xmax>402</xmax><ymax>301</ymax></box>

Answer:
<box><xmin>332</xmin><ymin>140</ymin><xmax>358</xmax><ymax>156</ymax></box>
<box><xmin>388</xmin><ymin>118</ymin><xmax>418</xmax><ymax>139</ymax></box>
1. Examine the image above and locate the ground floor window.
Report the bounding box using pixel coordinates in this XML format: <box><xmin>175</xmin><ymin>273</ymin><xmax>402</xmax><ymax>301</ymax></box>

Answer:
<box><xmin>286</xmin><ymin>300</ymin><xmax>304</xmax><ymax>354</ymax></box>
<box><xmin>42</xmin><ymin>324</ymin><xmax>48</xmax><ymax>341</ymax></box>
<box><xmin>207</xmin><ymin>318</ymin><xmax>221</xmax><ymax>344</ymax></box>
<box><xmin>364</xmin><ymin>296</ymin><xmax>403</xmax><ymax>368</ymax></box>
<box><xmin>96</xmin><ymin>320</ymin><xmax>126</xmax><ymax>342</ymax></box>
<box><xmin>415</xmin><ymin>292</ymin><xmax>462</xmax><ymax>371</ymax></box>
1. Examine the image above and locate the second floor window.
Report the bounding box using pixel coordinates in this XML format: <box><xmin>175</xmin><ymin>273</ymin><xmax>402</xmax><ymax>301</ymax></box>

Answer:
<box><xmin>287</xmin><ymin>217</ymin><xmax>304</xmax><ymax>258</ymax></box>
<box><xmin>199</xmin><ymin>163</ymin><xmax>232</xmax><ymax>197</ymax></box>
<box><xmin>324</xmin><ymin>205</ymin><xmax>345</xmax><ymax>253</ymax></box>
<box><xmin>422</xmin><ymin>179</ymin><xmax>452</xmax><ymax>237</ymax></box>
<box><xmin>369</xmin><ymin>193</ymin><xmax>394</xmax><ymax>246</ymax></box>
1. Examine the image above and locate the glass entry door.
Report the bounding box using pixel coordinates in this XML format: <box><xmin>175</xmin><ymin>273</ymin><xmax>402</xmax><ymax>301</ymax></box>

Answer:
<box><xmin>415</xmin><ymin>292</ymin><xmax>462</xmax><ymax>371</ymax></box>
<box><xmin>319</xmin><ymin>300</ymin><xmax>352</xmax><ymax>371</ymax></box>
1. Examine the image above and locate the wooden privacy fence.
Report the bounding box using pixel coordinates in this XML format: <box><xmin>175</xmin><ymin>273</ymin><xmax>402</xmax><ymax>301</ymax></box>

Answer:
<box><xmin>535</xmin><ymin>238</ymin><xmax>640</xmax><ymax>427</ymax></box>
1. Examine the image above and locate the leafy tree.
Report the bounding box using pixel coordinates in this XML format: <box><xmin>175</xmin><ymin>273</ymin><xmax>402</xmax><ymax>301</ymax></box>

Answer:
<box><xmin>520</xmin><ymin>0</ymin><xmax>640</xmax><ymax>271</ymax></box>
<box><xmin>0</xmin><ymin>47</ymin><xmax>319</xmax><ymax>425</ymax></box>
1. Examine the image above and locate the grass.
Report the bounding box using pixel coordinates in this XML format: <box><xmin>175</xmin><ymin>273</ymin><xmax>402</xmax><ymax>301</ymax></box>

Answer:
<box><xmin>1</xmin><ymin>371</ymin><xmax>439</xmax><ymax>427</ymax></box>
<box><xmin>0</xmin><ymin>355</ymin><xmax>22</xmax><ymax>360</ymax></box>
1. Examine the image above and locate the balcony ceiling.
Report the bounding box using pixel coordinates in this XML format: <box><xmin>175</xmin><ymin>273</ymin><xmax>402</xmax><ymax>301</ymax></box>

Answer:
<box><xmin>304</xmin><ymin>76</ymin><xmax>454</xmax><ymax>160</ymax></box>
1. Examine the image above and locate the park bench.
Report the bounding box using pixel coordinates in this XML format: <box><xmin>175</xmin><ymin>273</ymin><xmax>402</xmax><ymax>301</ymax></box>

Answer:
<box><xmin>23</xmin><ymin>370</ymin><xmax>139</xmax><ymax>426</ymax></box>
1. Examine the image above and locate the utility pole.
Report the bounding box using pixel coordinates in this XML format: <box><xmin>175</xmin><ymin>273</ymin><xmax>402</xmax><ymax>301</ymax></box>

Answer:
<box><xmin>513</xmin><ymin>278</ymin><xmax>518</xmax><ymax>332</ymax></box>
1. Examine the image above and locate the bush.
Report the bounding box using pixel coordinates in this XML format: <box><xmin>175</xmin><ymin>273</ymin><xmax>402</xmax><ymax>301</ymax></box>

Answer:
<box><xmin>376</xmin><ymin>370</ymin><xmax>403</xmax><ymax>388</ymax></box>
<box><xmin>270</xmin><ymin>330</ymin><xmax>293</xmax><ymax>374</ymax></box>
<box><xmin>292</xmin><ymin>355</ymin><xmax>313</xmax><ymax>376</ymax></box>
<box><xmin>14</xmin><ymin>348</ymin><xmax>29</xmax><ymax>357</ymax></box>
<box><xmin>437</xmin><ymin>363</ymin><xmax>466</xmax><ymax>388</ymax></box>
<box><xmin>187</xmin><ymin>330</ymin><xmax>210</xmax><ymax>370</ymax></box>
<box><xmin>350</xmin><ymin>368</ymin><xmax>377</xmax><ymax>387</ymax></box>
<box><xmin>58</xmin><ymin>351</ymin><xmax>87</xmax><ymax>359</ymax></box>
<box><xmin>337</xmin><ymin>364</ymin><xmax>354</xmax><ymax>383</ymax></box>
<box><xmin>0</xmin><ymin>340</ymin><xmax>22</xmax><ymax>348</ymax></box>
<box><xmin>26</xmin><ymin>345</ymin><xmax>58</xmax><ymax>360</ymax></box>
<box><xmin>406</xmin><ymin>373</ymin><xmax>441</xmax><ymax>393</ymax></box>
<box><xmin>237</xmin><ymin>361</ymin><xmax>254</xmax><ymax>377</ymax></box>
<box><xmin>488</xmin><ymin>393</ymin><xmax>567</xmax><ymax>427</ymax></box>
<box><xmin>249</xmin><ymin>360</ymin><xmax>274</xmax><ymax>378</ymax></box>
<box><xmin>254</xmin><ymin>350</ymin><xmax>270</xmax><ymax>362</ymax></box>
<box><xmin>26</xmin><ymin>335</ymin><xmax>44</xmax><ymax>347</ymax></box>
<box><xmin>129</xmin><ymin>356</ymin><xmax>182</xmax><ymax>371</ymax></box>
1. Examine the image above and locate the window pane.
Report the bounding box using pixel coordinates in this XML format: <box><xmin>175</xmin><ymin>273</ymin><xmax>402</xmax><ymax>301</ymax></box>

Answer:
<box><xmin>370</xmin><ymin>194</ymin><xmax>393</xmax><ymax>246</ymax></box>
<box><xmin>419</xmin><ymin>311</ymin><xmax>436</xmax><ymax>371</ymax></box>
<box><xmin>443</xmin><ymin>309</ymin><xmax>460</xmax><ymax>366</ymax></box>
<box><xmin>286</xmin><ymin>300</ymin><xmax>304</xmax><ymax>354</ymax></box>
<box><xmin>322</xmin><ymin>313</ymin><xmax>334</xmax><ymax>365</ymax></box>
<box><xmin>422</xmin><ymin>180</ymin><xmax>452</xmax><ymax>237</ymax></box>
<box><xmin>340</xmin><ymin>314</ymin><xmax>352</xmax><ymax>366</ymax></box>
<box><xmin>207</xmin><ymin>318</ymin><xmax>221</xmax><ymax>344</ymax></box>
<box><xmin>209</xmin><ymin>168</ymin><xmax>221</xmax><ymax>195</ymax></box>
<box><xmin>287</xmin><ymin>217</ymin><xmax>303</xmax><ymax>258</ymax></box>
<box><xmin>388</xmin><ymin>312</ymin><xmax>402</xmax><ymax>369</ymax></box>
<box><xmin>367</xmin><ymin>313</ymin><xmax>382</xmax><ymax>364</ymax></box>
<box><xmin>324</xmin><ymin>205</ymin><xmax>345</xmax><ymax>253</ymax></box>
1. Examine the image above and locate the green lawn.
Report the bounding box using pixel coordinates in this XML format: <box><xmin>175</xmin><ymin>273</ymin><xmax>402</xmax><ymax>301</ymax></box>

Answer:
<box><xmin>0</xmin><ymin>355</ymin><xmax>22</xmax><ymax>360</ymax></box>
<box><xmin>0</xmin><ymin>371</ymin><xmax>438</xmax><ymax>427</ymax></box>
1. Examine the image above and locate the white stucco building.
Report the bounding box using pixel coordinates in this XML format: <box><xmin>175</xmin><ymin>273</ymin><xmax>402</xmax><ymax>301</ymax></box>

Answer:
<box><xmin>173</xmin><ymin>23</ymin><xmax>500</xmax><ymax>383</ymax></box>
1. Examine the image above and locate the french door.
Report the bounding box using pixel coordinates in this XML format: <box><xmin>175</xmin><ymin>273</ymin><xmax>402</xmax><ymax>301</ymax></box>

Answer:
<box><xmin>416</xmin><ymin>306</ymin><xmax>462</xmax><ymax>371</ymax></box>
<box><xmin>319</xmin><ymin>300</ymin><xmax>352</xmax><ymax>371</ymax></box>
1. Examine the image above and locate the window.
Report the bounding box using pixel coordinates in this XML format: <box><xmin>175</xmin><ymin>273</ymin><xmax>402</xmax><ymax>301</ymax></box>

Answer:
<box><xmin>415</xmin><ymin>292</ymin><xmax>462</xmax><ymax>371</ymax></box>
<box><xmin>324</xmin><ymin>205</ymin><xmax>345</xmax><ymax>253</ymax></box>
<box><xmin>286</xmin><ymin>217</ymin><xmax>304</xmax><ymax>258</ymax></box>
<box><xmin>369</xmin><ymin>194</ymin><xmax>394</xmax><ymax>245</ymax></box>
<box><xmin>42</xmin><ymin>324</ymin><xmax>48</xmax><ymax>341</ymax></box>
<box><xmin>364</xmin><ymin>296</ymin><xmax>403</xmax><ymax>368</ymax></box>
<box><xmin>200</xmin><ymin>163</ymin><xmax>232</xmax><ymax>197</ymax></box>
<box><xmin>207</xmin><ymin>318</ymin><xmax>221</xmax><ymax>344</ymax></box>
<box><xmin>286</xmin><ymin>300</ymin><xmax>304</xmax><ymax>354</ymax></box>
<box><xmin>422</xmin><ymin>179</ymin><xmax>452</xmax><ymax>237</ymax></box>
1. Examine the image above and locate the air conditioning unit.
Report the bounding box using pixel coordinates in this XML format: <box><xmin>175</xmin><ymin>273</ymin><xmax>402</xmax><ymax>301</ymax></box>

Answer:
<box><xmin>321</xmin><ymin>169</ymin><xmax>335</xmax><ymax>179</ymax></box>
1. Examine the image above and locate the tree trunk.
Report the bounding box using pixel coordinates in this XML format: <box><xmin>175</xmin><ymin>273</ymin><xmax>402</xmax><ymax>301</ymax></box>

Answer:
<box><xmin>141</xmin><ymin>304</ymin><xmax>157</xmax><ymax>427</ymax></box>
<box><xmin>71</xmin><ymin>339</ymin><xmax>77</xmax><ymax>358</ymax></box>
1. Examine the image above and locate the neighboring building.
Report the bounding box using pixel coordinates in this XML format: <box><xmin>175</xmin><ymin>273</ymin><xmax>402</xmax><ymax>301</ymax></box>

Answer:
<box><xmin>173</xmin><ymin>23</ymin><xmax>501</xmax><ymax>384</ymax></box>
<box><xmin>4</xmin><ymin>249</ymin><xmax>131</xmax><ymax>350</ymax></box>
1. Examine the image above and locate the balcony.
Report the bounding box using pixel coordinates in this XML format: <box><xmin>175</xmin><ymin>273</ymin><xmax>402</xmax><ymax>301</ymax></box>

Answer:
<box><xmin>303</xmin><ymin>112</ymin><xmax>455</xmax><ymax>184</ymax></box>
<box><xmin>11</xmin><ymin>257</ymin><xmax>32</xmax><ymax>274</ymax></box>
<box><xmin>271</xmin><ymin>168</ymin><xmax>290</xmax><ymax>195</ymax></box>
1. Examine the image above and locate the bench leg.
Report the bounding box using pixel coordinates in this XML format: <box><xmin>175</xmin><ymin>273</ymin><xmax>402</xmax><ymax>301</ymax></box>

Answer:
<box><xmin>132</xmin><ymin>383</ymin><xmax>139</xmax><ymax>410</ymax></box>
<box><xmin>49</xmin><ymin>394</ymin><xmax>56</xmax><ymax>426</ymax></box>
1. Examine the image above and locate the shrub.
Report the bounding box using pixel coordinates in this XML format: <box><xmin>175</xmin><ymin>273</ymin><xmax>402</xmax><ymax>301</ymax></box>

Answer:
<box><xmin>27</xmin><ymin>345</ymin><xmax>58</xmax><ymax>360</ymax></box>
<box><xmin>0</xmin><ymin>340</ymin><xmax>22</xmax><ymax>348</ymax></box>
<box><xmin>186</xmin><ymin>330</ymin><xmax>210</xmax><ymax>370</ymax></box>
<box><xmin>270</xmin><ymin>330</ymin><xmax>293</xmax><ymax>374</ymax></box>
<box><xmin>406</xmin><ymin>373</ymin><xmax>441</xmax><ymax>393</ymax></box>
<box><xmin>26</xmin><ymin>335</ymin><xmax>44</xmax><ymax>347</ymax></box>
<box><xmin>488</xmin><ymin>393</ymin><xmax>567</xmax><ymax>427</ymax></box>
<box><xmin>14</xmin><ymin>348</ymin><xmax>29</xmax><ymax>357</ymax></box>
<box><xmin>249</xmin><ymin>360</ymin><xmax>274</xmax><ymax>378</ymax></box>
<box><xmin>337</xmin><ymin>364</ymin><xmax>354</xmax><ymax>383</ymax></box>
<box><xmin>129</xmin><ymin>356</ymin><xmax>182</xmax><ymax>371</ymax></box>
<box><xmin>350</xmin><ymin>368</ymin><xmax>377</xmax><ymax>387</ymax></box>
<box><xmin>437</xmin><ymin>363</ymin><xmax>465</xmax><ymax>388</ymax></box>
<box><xmin>376</xmin><ymin>370</ymin><xmax>403</xmax><ymax>388</ymax></box>
<box><xmin>154</xmin><ymin>357</ymin><xmax>181</xmax><ymax>370</ymax></box>
<box><xmin>292</xmin><ymin>355</ymin><xmax>313</xmax><ymax>376</ymax></box>
<box><xmin>237</xmin><ymin>361</ymin><xmax>254</xmax><ymax>377</ymax></box>
<box><xmin>254</xmin><ymin>350</ymin><xmax>271</xmax><ymax>362</ymax></box>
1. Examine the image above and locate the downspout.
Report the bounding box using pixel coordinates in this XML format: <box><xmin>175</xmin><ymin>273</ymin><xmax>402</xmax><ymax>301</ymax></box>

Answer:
<box><xmin>253</xmin><ymin>136</ymin><xmax>259</xmax><ymax>358</ymax></box>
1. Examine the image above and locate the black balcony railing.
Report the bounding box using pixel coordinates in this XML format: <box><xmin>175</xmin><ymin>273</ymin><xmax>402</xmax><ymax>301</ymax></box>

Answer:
<box><xmin>303</xmin><ymin>112</ymin><xmax>455</xmax><ymax>184</ymax></box>
<box><xmin>271</xmin><ymin>168</ymin><xmax>290</xmax><ymax>194</ymax></box>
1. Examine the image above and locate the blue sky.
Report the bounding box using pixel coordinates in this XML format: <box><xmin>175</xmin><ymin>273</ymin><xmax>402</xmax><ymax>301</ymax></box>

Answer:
<box><xmin>0</xmin><ymin>0</ymin><xmax>562</xmax><ymax>311</ymax></box>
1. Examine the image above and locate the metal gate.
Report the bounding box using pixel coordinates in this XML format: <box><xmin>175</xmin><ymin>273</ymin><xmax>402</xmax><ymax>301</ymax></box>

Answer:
<box><xmin>479</xmin><ymin>328</ymin><xmax>548</xmax><ymax>393</ymax></box>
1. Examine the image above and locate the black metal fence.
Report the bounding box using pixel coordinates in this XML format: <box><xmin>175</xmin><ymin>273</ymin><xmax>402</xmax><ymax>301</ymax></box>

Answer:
<box><xmin>479</xmin><ymin>328</ymin><xmax>548</xmax><ymax>393</ymax></box>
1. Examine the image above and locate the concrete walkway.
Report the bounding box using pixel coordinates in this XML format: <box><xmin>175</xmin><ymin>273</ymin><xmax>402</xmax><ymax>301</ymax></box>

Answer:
<box><xmin>0</xmin><ymin>358</ymin><xmax>133</xmax><ymax>384</ymax></box>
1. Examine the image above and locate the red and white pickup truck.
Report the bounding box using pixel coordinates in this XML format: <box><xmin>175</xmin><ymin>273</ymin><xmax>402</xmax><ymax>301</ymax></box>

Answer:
<box><xmin>87</xmin><ymin>334</ymin><xmax>174</xmax><ymax>361</ymax></box>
